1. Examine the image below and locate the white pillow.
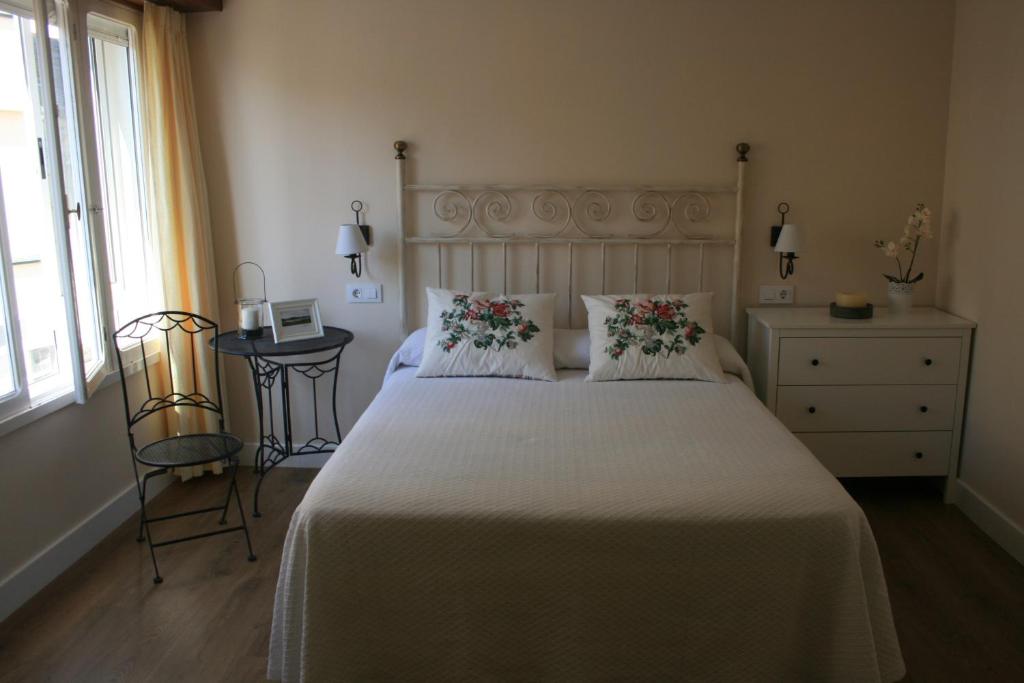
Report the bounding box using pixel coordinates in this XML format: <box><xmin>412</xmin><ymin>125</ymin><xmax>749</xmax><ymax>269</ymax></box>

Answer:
<box><xmin>417</xmin><ymin>288</ymin><xmax>557</xmax><ymax>381</ymax></box>
<box><xmin>405</xmin><ymin>326</ymin><xmax>748</xmax><ymax>380</ymax></box>
<box><xmin>553</xmin><ymin>328</ymin><xmax>590</xmax><ymax>369</ymax></box>
<box><xmin>396</xmin><ymin>327</ymin><xmax>427</xmax><ymax>367</ymax></box>
<box><xmin>712</xmin><ymin>334</ymin><xmax>751</xmax><ymax>385</ymax></box>
<box><xmin>582</xmin><ymin>293</ymin><xmax>726</xmax><ymax>382</ymax></box>
<box><xmin>552</xmin><ymin>328</ymin><xmax>747</xmax><ymax>379</ymax></box>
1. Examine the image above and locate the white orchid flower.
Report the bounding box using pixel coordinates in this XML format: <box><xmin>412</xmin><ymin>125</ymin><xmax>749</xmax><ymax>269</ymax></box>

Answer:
<box><xmin>878</xmin><ymin>204</ymin><xmax>932</xmax><ymax>283</ymax></box>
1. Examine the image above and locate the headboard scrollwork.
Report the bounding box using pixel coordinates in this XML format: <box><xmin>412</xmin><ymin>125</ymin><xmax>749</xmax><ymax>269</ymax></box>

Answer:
<box><xmin>395</xmin><ymin>141</ymin><xmax>749</xmax><ymax>343</ymax></box>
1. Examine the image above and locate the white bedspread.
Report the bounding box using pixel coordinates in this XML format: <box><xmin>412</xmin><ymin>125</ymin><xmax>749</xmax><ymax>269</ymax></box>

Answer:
<box><xmin>269</xmin><ymin>369</ymin><xmax>904</xmax><ymax>682</ymax></box>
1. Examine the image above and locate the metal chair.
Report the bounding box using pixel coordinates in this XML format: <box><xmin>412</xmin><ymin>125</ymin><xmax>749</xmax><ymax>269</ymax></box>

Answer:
<box><xmin>113</xmin><ymin>311</ymin><xmax>255</xmax><ymax>584</ymax></box>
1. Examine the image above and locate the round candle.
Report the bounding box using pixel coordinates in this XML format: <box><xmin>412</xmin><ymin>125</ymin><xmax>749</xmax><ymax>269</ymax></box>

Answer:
<box><xmin>836</xmin><ymin>291</ymin><xmax>867</xmax><ymax>308</ymax></box>
<box><xmin>241</xmin><ymin>306</ymin><xmax>261</xmax><ymax>330</ymax></box>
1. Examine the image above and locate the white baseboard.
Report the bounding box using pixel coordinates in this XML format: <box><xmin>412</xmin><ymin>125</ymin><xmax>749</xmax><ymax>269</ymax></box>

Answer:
<box><xmin>954</xmin><ymin>479</ymin><xmax>1024</xmax><ymax>566</ymax></box>
<box><xmin>0</xmin><ymin>476</ymin><xmax>170</xmax><ymax>624</ymax></box>
<box><xmin>239</xmin><ymin>442</ymin><xmax>332</xmax><ymax>469</ymax></box>
<box><xmin>0</xmin><ymin>443</ymin><xmax>327</xmax><ymax>625</ymax></box>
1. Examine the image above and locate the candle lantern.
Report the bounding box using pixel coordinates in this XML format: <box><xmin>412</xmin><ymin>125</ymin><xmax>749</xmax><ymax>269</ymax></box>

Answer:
<box><xmin>233</xmin><ymin>261</ymin><xmax>267</xmax><ymax>340</ymax></box>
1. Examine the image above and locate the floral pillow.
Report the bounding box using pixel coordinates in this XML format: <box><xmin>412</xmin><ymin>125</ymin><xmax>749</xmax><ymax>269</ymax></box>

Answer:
<box><xmin>417</xmin><ymin>288</ymin><xmax>557</xmax><ymax>381</ymax></box>
<box><xmin>582</xmin><ymin>293</ymin><xmax>726</xmax><ymax>382</ymax></box>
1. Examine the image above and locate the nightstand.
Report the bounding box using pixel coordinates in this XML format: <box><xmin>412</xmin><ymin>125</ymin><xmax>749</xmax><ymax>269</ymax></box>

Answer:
<box><xmin>213</xmin><ymin>326</ymin><xmax>355</xmax><ymax>516</ymax></box>
<box><xmin>746</xmin><ymin>307</ymin><xmax>975</xmax><ymax>501</ymax></box>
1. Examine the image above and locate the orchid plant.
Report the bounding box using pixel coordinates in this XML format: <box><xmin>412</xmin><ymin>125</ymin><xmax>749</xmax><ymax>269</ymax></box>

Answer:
<box><xmin>875</xmin><ymin>203</ymin><xmax>933</xmax><ymax>284</ymax></box>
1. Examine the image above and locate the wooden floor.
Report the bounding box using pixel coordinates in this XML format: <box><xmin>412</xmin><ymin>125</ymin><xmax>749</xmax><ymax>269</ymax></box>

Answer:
<box><xmin>842</xmin><ymin>478</ymin><xmax>1024</xmax><ymax>682</ymax></box>
<box><xmin>0</xmin><ymin>472</ymin><xmax>1022</xmax><ymax>682</ymax></box>
<box><xmin>0</xmin><ymin>468</ymin><xmax>316</xmax><ymax>683</ymax></box>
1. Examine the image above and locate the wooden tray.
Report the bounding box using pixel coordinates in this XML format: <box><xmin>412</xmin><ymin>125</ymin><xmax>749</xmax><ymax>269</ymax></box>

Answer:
<box><xmin>829</xmin><ymin>302</ymin><xmax>873</xmax><ymax>319</ymax></box>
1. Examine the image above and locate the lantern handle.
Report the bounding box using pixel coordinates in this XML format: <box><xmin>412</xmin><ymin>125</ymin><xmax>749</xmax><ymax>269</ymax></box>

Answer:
<box><xmin>233</xmin><ymin>261</ymin><xmax>268</xmax><ymax>303</ymax></box>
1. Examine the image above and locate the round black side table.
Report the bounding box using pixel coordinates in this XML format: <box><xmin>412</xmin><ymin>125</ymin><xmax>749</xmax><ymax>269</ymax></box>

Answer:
<box><xmin>212</xmin><ymin>326</ymin><xmax>354</xmax><ymax>516</ymax></box>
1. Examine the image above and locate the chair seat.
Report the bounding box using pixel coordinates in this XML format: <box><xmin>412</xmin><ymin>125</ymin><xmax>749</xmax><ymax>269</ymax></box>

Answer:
<box><xmin>136</xmin><ymin>433</ymin><xmax>243</xmax><ymax>468</ymax></box>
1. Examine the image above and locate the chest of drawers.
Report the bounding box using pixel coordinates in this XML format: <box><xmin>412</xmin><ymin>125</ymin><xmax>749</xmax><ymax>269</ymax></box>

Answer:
<box><xmin>746</xmin><ymin>307</ymin><xmax>975</xmax><ymax>501</ymax></box>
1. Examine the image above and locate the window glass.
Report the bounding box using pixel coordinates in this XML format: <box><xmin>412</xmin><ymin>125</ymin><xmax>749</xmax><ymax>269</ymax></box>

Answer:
<box><xmin>88</xmin><ymin>20</ymin><xmax>157</xmax><ymax>328</ymax></box>
<box><xmin>0</xmin><ymin>9</ymin><xmax>76</xmax><ymax>401</ymax></box>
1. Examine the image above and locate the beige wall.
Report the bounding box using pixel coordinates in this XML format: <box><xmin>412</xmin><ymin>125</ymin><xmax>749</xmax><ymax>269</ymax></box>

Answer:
<box><xmin>939</xmin><ymin>0</ymin><xmax>1024</xmax><ymax>532</ymax></box>
<box><xmin>187</xmin><ymin>0</ymin><xmax>955</xmax><ymax>443</ymax></box>
<box><xmin>0</xmin><ymin>372</ymin><xmax>160</xmax><ymax>593</ymax></box>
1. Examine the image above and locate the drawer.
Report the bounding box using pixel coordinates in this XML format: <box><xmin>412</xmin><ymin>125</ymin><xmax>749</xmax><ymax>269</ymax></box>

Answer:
<box><xmin>796</xmin><ymin>431</ymin><xmax>952</xmax><ymax>477</ymax></box>
<box><xmin>778</xmin><ymin>337</ymin><xmax>961</xmax><ymax>386</ymax></box>
<box><xmin>777</xmin><ymin>385</ymin><xmax>957</xmax><ymax>432</ymax></box>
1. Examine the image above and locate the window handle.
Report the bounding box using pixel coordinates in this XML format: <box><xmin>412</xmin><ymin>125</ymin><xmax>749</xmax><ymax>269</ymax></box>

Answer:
<box><xmin>67</xmin><ymin>201</ymin><xmax>81</xmax><ymax>220</ymax></box>
<box><xmin>37</xmin><ymin>137</ymin><xmax>46</xmax><ymax>179</ymax></box>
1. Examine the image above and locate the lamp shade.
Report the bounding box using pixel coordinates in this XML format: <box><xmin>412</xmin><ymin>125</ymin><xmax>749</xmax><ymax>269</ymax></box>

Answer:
<box><xmin>774</xmin><ymin>224</ymin><xmax>802</xmax><ymax>254</ymax></box>
<box><xmin>335</xmin><ymin>224</ymin><xmax>368</xmax><ymax>256</ymax></box>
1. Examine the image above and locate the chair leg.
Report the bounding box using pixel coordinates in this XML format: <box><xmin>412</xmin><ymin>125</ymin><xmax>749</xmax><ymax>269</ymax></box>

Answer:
<box><xmin>218</xmin><ymin>460</ymin><xmax>233</xmax><ymax>525</ymax></box>
<box><xmin>229</xmin><ymin>461</ymin><xmax>257</xmax><ymax>562</ymax></box>
<box><xmin>136</xmin><ymin>475</ymin><xmax>148</xmax><ymax>543</ymax></box>
<box><xmin>138</xmin><ymin>473</ymin><xmax>162</xmax><ymax>584</ymax></box>
<box><xmin>252</xmin><ymin>470</ymin><xmax>265</xmax><ymax>518</ymax></box>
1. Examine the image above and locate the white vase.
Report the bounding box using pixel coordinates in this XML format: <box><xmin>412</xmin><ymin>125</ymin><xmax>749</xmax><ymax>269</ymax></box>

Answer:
<box><xmin>887</xmin><ymin>281</ymin><xmax>914</xmax><ymax>315</ymax></box>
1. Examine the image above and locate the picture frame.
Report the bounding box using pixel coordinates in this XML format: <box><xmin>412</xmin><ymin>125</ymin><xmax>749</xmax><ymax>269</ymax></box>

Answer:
<box><xmin>268</xmin><ymin>299</ymin><xmax>324</xmax><ymax>343</ymax></box>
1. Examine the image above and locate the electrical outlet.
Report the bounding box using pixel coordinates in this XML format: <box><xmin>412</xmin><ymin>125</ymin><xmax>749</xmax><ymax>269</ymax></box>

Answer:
<box><xmin>346</xmin><ymin>282</ymin><xmax>382</xmax><ymax>303</ymax></box>
<box><xmin>759</xmin><ymin>285</ymin><xmax>794</xmax><ymax>304</ymax></box>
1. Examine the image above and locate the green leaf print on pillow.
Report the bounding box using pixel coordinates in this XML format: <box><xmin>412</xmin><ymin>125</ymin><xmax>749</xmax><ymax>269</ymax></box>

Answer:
<box><xmin>438</xmin><ymin>294</ymin><xmax>541</xmax><ymax>353</ymax></box>
<box><xmin>604</xmin><ymin>298</ymin><xmax>706</xmax><ymax>360</ymax></box>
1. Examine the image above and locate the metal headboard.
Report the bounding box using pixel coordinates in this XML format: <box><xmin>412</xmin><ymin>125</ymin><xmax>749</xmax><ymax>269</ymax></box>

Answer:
<box><xmin>395</xmin><ymin>141</ymin><xmax>750</xmax><ymax>345</ymax></box>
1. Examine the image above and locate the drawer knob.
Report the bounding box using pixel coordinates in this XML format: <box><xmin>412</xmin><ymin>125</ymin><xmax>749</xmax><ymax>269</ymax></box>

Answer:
<box><xmin>924</xmin><ymin>358</ymin><xmax>933</xmax><ymax>366</ymax></box>
<box><xmin>914</xmin><ymin>452</ymin><xmax>924</xmax><ymax>459</ymax></box>
<box><xmin>807</xmin><ymin>406</ymin><xmax>816</xmax><ymax>414</ymax></box>
<box><xmin>919</xmin><ymin>405</ymin><xmax>929</xmax><ymax>413</ymax></box>
<box><xmin>811</xmin><ymin>358</ymin><xmax>820</xmax><ymax>366</ymax></box>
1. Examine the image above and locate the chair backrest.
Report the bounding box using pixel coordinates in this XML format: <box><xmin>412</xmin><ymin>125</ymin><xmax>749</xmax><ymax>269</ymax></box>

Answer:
<box><xmin>112</xmin><ymin>311</ymin><xmax>224</xmax><ymax>443</ymax></box>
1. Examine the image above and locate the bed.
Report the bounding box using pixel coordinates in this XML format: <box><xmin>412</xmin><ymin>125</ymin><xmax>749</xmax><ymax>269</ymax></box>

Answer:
<box><xmin>268</xmin><ymin>142</ymin><xmax>904</xmax><ymax>681</ymax></box>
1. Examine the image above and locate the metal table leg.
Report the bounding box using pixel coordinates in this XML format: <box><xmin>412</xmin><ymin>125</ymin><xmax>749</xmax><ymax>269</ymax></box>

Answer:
<box><xmin>247</xmin><ymin>355</ymin><xmax>285</xmax><ymax>517</ymax></box>
<box><xmin>250</xmin><ymin>348</ymin><xmax>344</xmax><ymax>517</ymax></box>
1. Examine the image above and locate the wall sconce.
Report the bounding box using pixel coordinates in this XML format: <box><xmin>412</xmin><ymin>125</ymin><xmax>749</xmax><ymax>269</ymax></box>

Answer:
<box><xmin>336</xmin><ymin>200</ymin><xmax>371</xmax><ymax>278</ymax></box>
<box><xmin>770</xmin><ymin>201</ymin><xmax>802</xmax><ymax>280</ymax></box>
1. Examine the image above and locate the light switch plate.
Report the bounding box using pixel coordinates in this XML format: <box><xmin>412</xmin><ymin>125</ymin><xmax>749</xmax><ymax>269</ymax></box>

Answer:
<box><xmin>346</xmin><ymin>282</ymin><xmax>382</xmax><ymax>303</ymax></box>
<box><xmin>759</xmin><ymin>285</ymin><xmax>794</xmax><ymax>304</ymax></box>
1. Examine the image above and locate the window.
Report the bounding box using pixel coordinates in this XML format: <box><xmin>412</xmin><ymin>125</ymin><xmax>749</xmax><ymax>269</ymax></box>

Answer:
<box><xmin>0</xmin><ymin>5</ymin><xmax>81</xmax><ymax>410</ymax></box>
<box><xmin>0</xmin><ymin>0</ymin><xmax>158</xmax><ymax>426</ymax></box>
<box><xmin>88</xmin><ymin>13</ymin><xmax>158</xmax><ymax>329</ymax></box>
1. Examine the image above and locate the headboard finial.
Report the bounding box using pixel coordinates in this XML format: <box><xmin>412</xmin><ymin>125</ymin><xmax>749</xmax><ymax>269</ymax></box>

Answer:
<box><xmin>736</xmin><ymin>142</ymin><xmax>750</xmax><ymax>162</ymax></box>
<box><xmin>394</xmin><ymin>140</ymin><xmax>408</xmax><ymax>160</ymax></box>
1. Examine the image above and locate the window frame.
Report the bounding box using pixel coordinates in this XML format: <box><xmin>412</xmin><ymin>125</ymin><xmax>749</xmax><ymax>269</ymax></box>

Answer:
<box><xmin>51</xmin><ymin>0</ymin><xmax>110</xmax><ymax>395</ymax></box>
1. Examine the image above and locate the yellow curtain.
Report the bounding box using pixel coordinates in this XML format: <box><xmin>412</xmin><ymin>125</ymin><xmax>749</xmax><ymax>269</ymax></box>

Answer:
<box><xmin>141</xmin><ymin>2</ymin><xmax>223</xmax><ymax>481</ymax></box>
